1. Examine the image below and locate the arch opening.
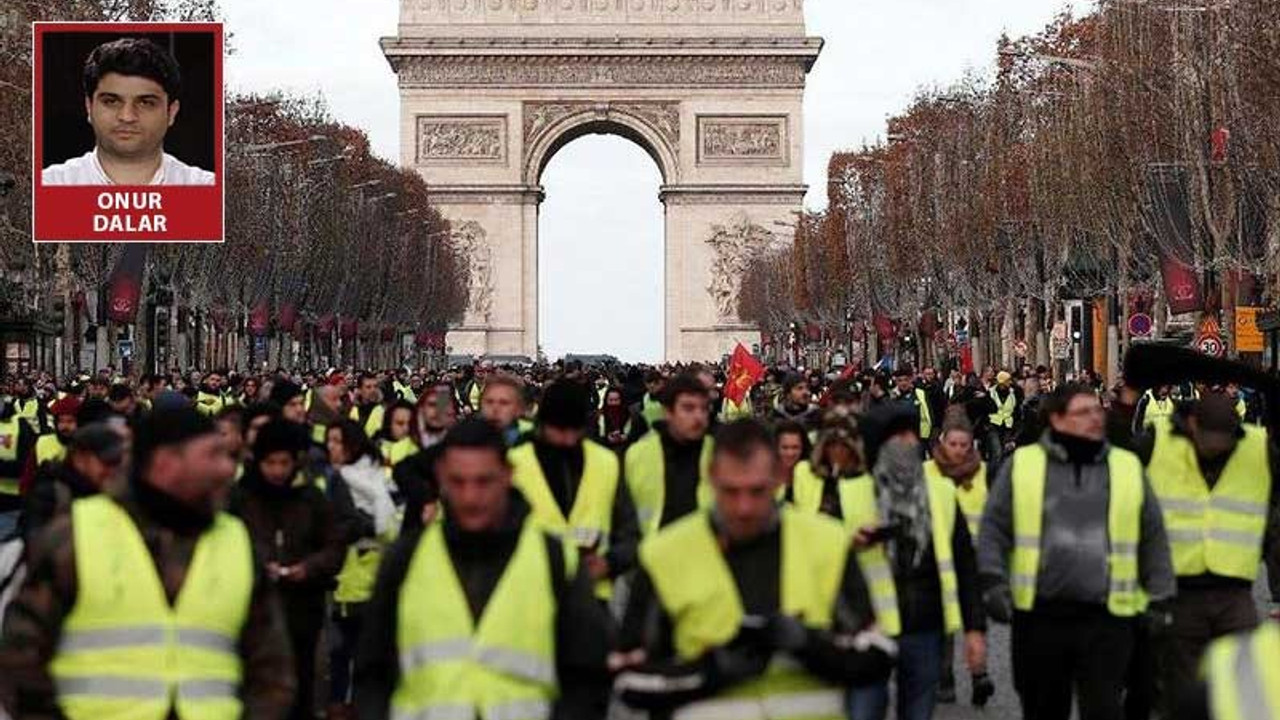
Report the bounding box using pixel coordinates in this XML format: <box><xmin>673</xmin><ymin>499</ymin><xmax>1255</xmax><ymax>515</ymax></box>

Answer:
<box><xmin>537</xmin><ymin>133</ymin><xmax>665</xmax><ymax>362</ymax></box>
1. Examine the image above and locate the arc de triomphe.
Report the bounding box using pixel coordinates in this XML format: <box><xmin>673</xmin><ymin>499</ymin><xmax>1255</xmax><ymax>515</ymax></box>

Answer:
<box><xmin>382</xmin><ymin>0</ymin><xmax>821</xmax><ymax>361</ymax></box>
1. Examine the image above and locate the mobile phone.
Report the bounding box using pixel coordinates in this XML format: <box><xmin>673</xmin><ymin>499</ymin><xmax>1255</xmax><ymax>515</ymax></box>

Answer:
<box><xmin>864</xmin><ymin>522</ymin><xmax>903</xmax><ymax>544</ymax></box>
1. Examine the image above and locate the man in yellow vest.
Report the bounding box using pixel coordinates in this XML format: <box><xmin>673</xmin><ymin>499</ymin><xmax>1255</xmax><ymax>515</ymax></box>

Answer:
<box><xmin>10</xmin><ymin>377</ymin><xmax>49</xmax><ymax>434</ymax></box>
<box><xmin>625</xmin><ymin>373</ymin><xmax>716</xmax><ymax>538</ymax></box>
<box><xmin>983</xmin><ymin>370</ymin><xmax>1020</xmax><ymax>462</ymax></box>
<box><xmin>36</xmin><ymin>396</ymin><xmax>82</xmax><ymax>468</ymax></box>
<box><xmin>1131</xmin><ymin>393</ymin><xmax>1280</xmax><ymax>711</ymax></box>
<box><xmin>508</xmin><ymin>380</ymin><xmax>640</xmax><ymax>603</ymax></box>
<box><xmin>196</xmin><ymin>370</ymin><xmax>228</xmax><ymax>417</ymax></box>
<box><xmin>631</xmin><ymin>370</ymin><xmax>668</xmax><ymax>429</ymax></box>
<box><xmin>352</xmin><ymin>418</ymin><xmax>611</xmax><ymax>720</ymax></box>
<box><xmin>350</xmin><ymin>372</ymin><xmax>386</xmax><ymax>439</ymax></box>
<box><xmin>0</xmin><ymin>406</ymin><xmax>296</xmax><ymax>719</ymax></box>
<box><xmin>613</xmin><ymin>419</ymin><xmax>895</xmax><ymax>717</ymax></box>
<box><xmin>1173</xmin><ymin>621</ymin><xmax>1280</xmax><ymax>720</ymax></box>
<box><xmin>977</xmin><ymin>383</ymin><xmax>1175</xmax><ymax>720</ymax></box>
<box><xmin>889</xmin><ymin>368</ymin><xmax>933</xmax><ymax>442</ymax></box>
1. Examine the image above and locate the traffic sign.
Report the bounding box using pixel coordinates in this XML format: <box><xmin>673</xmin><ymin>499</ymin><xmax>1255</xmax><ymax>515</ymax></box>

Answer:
<box><xmin>1128</xmin><ymin>313</ymin><xmax>1153</xmax><ymax>338</ymax></box>
<box><xmin>1195</xmin><ymin>333</ymin><xmax>1224</xmax><ymax>357</ymax></box>
<box><xmin>1013</xmin><ymin>340</ymin><xmax>1029</xmax><ymax>358</ymax></box>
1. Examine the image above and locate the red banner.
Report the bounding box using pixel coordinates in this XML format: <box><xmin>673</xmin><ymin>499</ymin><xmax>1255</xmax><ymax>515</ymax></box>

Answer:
<box><xmin>278</xmin><ymin>303</ymin><xmax>298</xmax><ymax>333</ymax></box>
<box><xmin>248</xmin><ymin>301</ymin><xmax>271</xmax><ymax>336</ymax></box>
<box><xmin>1161</xmin><ymin>257</ymin><xmax>1203</xmax><ymax>315</ymax></box>
<box><xmin>339</xmin><ymin>319</ymin><xmax>358</xmax><ymax>340</ymax></box>
<box><xmin>106</xmin><ymin>274</ymin><xmax>141</xmax><ymax>323</ymax></box>
<box><xmin>724</xmin><ymin>343</ymin><xmax>765</xmax><ymax>405</ymax></box>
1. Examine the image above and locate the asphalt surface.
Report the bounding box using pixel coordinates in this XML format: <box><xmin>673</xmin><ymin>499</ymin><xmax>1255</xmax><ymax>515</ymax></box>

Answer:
<box><xmin>934</xmin><ymin>574</ymin><xmax>1275</xmax><ymax>720</ymax></box>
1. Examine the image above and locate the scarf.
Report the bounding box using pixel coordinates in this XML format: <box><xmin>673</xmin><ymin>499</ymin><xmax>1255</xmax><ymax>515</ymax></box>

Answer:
<box><xmin>872</xmin><ymin>438</ymin><xmax>932</xmax><ymax>570</ymax></box>
<box><xmin>339</xmin><ymin>455</ymin><xmax>398</xmax><ymax>538</ymax></box>
<box><xmin>601</xmin><ymin>404</ymin><xmax>631</xmax><ymax>433</ymax></box>
<box><xmin>930</xmin><ymin>442</ymin><xmax>982</xmax><ymax>488</ymax></box>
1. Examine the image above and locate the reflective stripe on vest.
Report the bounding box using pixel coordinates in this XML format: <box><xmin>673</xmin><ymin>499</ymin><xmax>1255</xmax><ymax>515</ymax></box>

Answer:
<box><xmin>509</xmin><ymin>439</ymin><xmax>619</xmax><ymax>599</ymax></box>
<box><xmin>988</xmin><ymin>390</ymin><xmax>1016</xmax><ymax>429</ymax></box>
<box><xmin>50</xmin><ymin>496</ymin><xmax>252</xmax><ymax>720</ymax></box>
<box><xmin>1011</xmin><ymin>444</ymin><xmax>1145</xmax><ymax>616</ymax></box>
<box><xmin>625</xmin><ymin>431</ymin><xmax>714</xmax><ymax>536</ymax></box>
<box><xmin>1202</xmin><ymin>622</ymin><xmax>1280</xmax><ymax>720</ymax></box>
<box><xmin>914</xmin><ymin>388</ymin><xmax>933</xmax><ymax>438</ymax></box>
<box><xmin>638</xmin><ymin>509</ymin><xmax>847</xmax><ymax>720</ymax></box>
<box><xmin>392</xmin><ymin>520</ymin><xmax>557</xmax><ymax>720</ymax></box>
<box><xmin>36</xmin><ymin>434</ymin><xmax>67</xmax><ymax>466</ymax></box>
<box><xmin>1147</xmin><ymin>420</ymin><xmax>1270</xmax><ymax>581</ymax></box>
<box><xmin>924</xmin><ymin>460</ymin><xmax>988</xmax><ymax>540</ymax></box>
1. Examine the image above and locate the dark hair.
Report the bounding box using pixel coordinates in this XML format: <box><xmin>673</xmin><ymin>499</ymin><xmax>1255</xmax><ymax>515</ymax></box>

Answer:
<box><xmin>328</xmin><ymin>418</ymin><xmax>379</xmax><ymax>463</ymax></box>
<box><xmin>380</xmin><ymin>399</ymin><xmax>415</xmax><ymax>434</ymax></box>
<box><xmin>438</xmin><ymin>418</ymin><xmax>509</xmax><ymax>466</ymax></box>
<box><xmin>661</xmin><ymin>372</ymin><xmax>709</xmax><ymax>409</ymax></box>
<box><xmin>1042</xmin><ymin>382</ymin><xmax>1098</xmax><ymax>417</ymax></box>
<box><xmin>242</xmin><ymin>401</ymin><xmax>282</xmax><ymax>427</ymax></box>
<box><xmin>214</xmin><ymin>405</ymin><xmax>245</xmax><ymax>430</ymax></box>
<box><xmin>107</xmin><ymin>383</ymin><xmax>133</xmax><ymax>402</ymax></box>
<box><xmin>713</xmin><ymin>419</ymin><xmax>778</xmax><ymax>464</ymax></box>
<box><xmin>773</xmin><ymin>419</ymin><xmax>812</xmax><ymax>458</ymax></box>
<box><xmin>83</xmin><ymin>37</ymin><xmax>182</xmax><ymax>101</ymax></box>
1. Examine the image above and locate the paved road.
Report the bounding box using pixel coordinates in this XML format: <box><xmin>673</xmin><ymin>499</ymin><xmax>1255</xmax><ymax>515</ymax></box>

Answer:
<box><xmin>935</xmin><ymin>575</ymin><xmax>1275</xmax><ymax>720</ymax></box>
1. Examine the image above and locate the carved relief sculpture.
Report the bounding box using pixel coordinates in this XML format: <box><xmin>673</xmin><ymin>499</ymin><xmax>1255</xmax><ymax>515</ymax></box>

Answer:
<box><xmin>416</xmin><ymin>116</ymin><xmax>506</xmax><ymax>162</ymax></box>
<box><xmin>395</xmin><ymin>56</ymin><xmax>807</xmax><ymax>89</ymax></box>
<box><xmin>452</xmin><ymin>220</ymin><xmax>494</xmax><ymax>322</ymax></box>
<box><xmin>705</xmin><ymin>213</ymin><xmax>775</xmax><ymax>320</ymax></box>
<box><xmin>699</xmin><ymin>116</ymin><xmax>785</xmax><ymax>162</ymax></box>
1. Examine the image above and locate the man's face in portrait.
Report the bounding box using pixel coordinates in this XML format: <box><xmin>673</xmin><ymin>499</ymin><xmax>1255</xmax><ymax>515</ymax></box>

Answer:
<box><xmin>86</xmin><ymin>72</ymin><xmax>177</xmax><ymax>161</ymax></box>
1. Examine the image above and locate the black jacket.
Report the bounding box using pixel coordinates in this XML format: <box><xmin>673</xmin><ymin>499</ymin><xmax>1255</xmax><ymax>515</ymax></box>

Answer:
<box><xmin>354</xmin><ymin>492</ymin><xmax>612</xmax><ymax>720</ymax></box>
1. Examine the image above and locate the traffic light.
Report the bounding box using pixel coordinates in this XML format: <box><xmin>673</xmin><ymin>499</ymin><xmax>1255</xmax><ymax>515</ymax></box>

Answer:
<box><xmin>155</xmin><ymin>309</ymin><xmax>170</xmax><ymax>351</ymax></box>
<box><xmin>1070</xmin><ymin>305</ymin><xmax>1083</xmax><ymax>343</ymax></box>
<box><xmin>51</xmin><ymin>298</ymin><xmax>66</xmax><ymax>334</ymax></box>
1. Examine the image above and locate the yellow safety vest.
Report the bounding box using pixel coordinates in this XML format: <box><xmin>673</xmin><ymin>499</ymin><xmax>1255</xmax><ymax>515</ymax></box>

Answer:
<box><xmin>50</xmin><ymin>496</ymin><xmax>252</xmax><ymax>720</ymax></box>
<box><xmin>1235</xmin><ymin>398</ymin><xmax>1247</xmax><ymax>421</ymax></box>
<box><xmin>924</xmin><ymin>460</ymin><xmax>988</xmax><ymax>540</ymax></box>
<box><xmin>624</xmin><ymin>431</ymin><xmax>715</xmax><ymax>536</ymax></box>
<box><xmin>392</xmin><ymin>520</ymin><xmax>560</xmax><ymax>720</ymax></box>
<box><xmin>1010</xmin><ymin>444</ymin><xmax>1145</xmax><ymax>616</ymax></box>
<box><xmin>468</xmin><ymin>382</ymin><xmax>484</xmax><ymax>412</ymax></box>
<box><xmin>1141</xmin><ymin>391</ymin><xmax>1176</xmax><ymax>427</ymax></box>
<box><xmin>0</xmin><ymin>415</ymin><xmax>23</xmax><ymax>495</ymax></box>
<box><xmin>640</xmin><ymin>394</ymin><xmax>665</xmax><ymax>427</ymax></box>
<box><xmin>597</xmin><ymin>414</ymin><xmax>632</xmax><ymax>441</ymax></box>
<box><xmin>720</xmin><ymin>396</ymin><xmax>753</xmax><ymax>422</ymax></box>
<box><xmin>896</xmin><ymin>388</ymin><xmax>933</xmax><ymax>438</ymax></box>
<box><xmin>988</xmin><ymin>389</ymin><xmax>1016</xmax><ymax>429</ymax></box>
<box><xmin>509</xmin><ymin>439</ymin><xmax>620</xmax><ymax>599</ymax></box>
<box><xmin>394</xmin><ymin>381</ymin><xmax>418</xmax><ymax>405</ymax></box>
<box><xmin>638</xmin><ymin>509</ymin><xmax>848</xmax><ymax>720</ymax></box>
<box><xmin>788</xmin><ymin>461</ymin><xmax>865</xmax><ymax>517</ymax></box>
<box><xmin>350</xmin><ymin>404</ymin><xmax>385</xmax><ymax>439</ymax></box>
<box><xmin>1201</xmin><ymin>622</ymin><xmax>1280</xmax><ymax>720</ymax></box>
<box><xmin>15</xmin><ymin>397</ymin><xmax>42</xmax><ymax>431</ymax></box>
<box><xmin>380</xmin><ymin>437</ymin><xmax>420</xmax><ymax>468</ymax></box>
<box><xmin>195</xmin><ymin>391</ymin><xmax>224</xmax><ymax>417</ymax></box>
<box><xmin>1147</xmin><ymin>420</ymin><xmax>1271</xmax><ymax>582</ymax></box>
<box><xmin>310</xmin><ymin>423</ymin><xmax>327</xmax><ymax>447</ymax></box>
<box><xmin>36</xmin><ymin>434</ymin><xmax>67</xmax><ymax>466</ymax></box>
<box><xmin>811</xmin><ymin>475</ymin><xmax>961</xmax><ymax>636</ymax></box>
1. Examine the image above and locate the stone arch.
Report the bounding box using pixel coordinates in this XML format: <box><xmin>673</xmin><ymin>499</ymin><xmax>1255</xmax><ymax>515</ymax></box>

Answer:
<box><xmin>522</xmin><ymin>102</ymin><xmax>681</xmax><ymax>187</ymax></box>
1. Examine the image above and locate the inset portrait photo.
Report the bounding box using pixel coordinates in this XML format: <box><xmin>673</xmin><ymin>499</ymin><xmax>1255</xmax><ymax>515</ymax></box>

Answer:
<box><xmin>32</xmin><ymin>22</ymin><xmax>224</xmax><ymax>242</ymax></box>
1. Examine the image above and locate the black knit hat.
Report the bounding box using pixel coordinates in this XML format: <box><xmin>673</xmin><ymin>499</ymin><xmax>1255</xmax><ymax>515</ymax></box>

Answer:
<box><xmin>537</xmin><ymin>380</ymin><xmax>590</xmax><ymax>430</ymax></box>
<box><xmin>269</xmin><ymin>380</ymin><xmax>304</xmax><ymax>407</ymax></box>
<box><xmin>252</xmin><ymin>419</ymin><xmax>310</xmax><ymax>458</ymax></box>
<box><xmin>133</xmin><ymin>407</ymin><xmax>216</xmax><ymax>469</ymax></box>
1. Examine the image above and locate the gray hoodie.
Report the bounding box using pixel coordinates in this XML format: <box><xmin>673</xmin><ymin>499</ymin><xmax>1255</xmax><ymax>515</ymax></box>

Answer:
<box><xmin>978</xmin><ymin>432</ymin><xmax>1176</xmax><ymax>608</ymax></box>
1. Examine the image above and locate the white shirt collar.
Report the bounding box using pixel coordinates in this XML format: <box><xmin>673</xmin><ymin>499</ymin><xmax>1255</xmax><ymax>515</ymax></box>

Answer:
<box><xmin>91</xmin><ymin>147</ymin><xmax>166</xmax><ymax>185</ymax></box>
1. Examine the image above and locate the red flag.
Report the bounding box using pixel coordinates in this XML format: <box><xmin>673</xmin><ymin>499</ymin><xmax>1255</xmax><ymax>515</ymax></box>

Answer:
<box><xmin>724</xmin><ymin>343</ymin><xmax>765</xmax><ymax>405</ymax></box>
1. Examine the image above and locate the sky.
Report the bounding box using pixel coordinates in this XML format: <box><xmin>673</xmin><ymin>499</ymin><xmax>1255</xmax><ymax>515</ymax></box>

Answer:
<box><xmin>222</xmin><ymin>0</ymin><xmax>1094</xmax><ymax>362</ymax></box>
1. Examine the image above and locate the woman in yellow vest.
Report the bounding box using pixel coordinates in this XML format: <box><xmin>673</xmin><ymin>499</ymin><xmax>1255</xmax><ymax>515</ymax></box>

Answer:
<box><xmin>926</xmin><ymin>416</ymin><xmax>994</xmax><ymax>706</ymax></box>
<box><xmin>377</xmin><ymin>400</ymin><xmax>420</xmax><ymax>469</ymax></box>
<box><xmin>325</xmin><ymin>419</ymin><xmax>399</xmax><ymax>718</ymax></box>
